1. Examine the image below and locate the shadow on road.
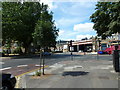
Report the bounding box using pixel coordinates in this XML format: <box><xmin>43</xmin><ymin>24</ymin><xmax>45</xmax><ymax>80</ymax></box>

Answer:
<box><xmin>14</xmin><ymin>88</ymin><xmax>25</xmax><ymax>90</ymax></box>
<box><xmin>62</xmin><ymin>71</ymin><xmax>89</xmax><ymax>77</ymax></box>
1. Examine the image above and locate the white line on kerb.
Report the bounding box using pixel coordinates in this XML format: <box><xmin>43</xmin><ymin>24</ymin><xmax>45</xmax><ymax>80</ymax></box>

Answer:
<box><xmin>17</xmin><ymin>65</ymin><xmax>28</xmax><ymax>67</ymax></box>
<box><xmin>0</xmin><ymin>67</ymin><xmax>12</xmax><ymax>71</ymax></box>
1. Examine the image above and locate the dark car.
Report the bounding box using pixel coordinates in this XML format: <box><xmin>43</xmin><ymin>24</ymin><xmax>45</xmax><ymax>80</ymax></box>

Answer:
<box><xmin>0</xmin><ymin>73</ymin><xmax>16</xmax><ymax>90</ymax></box>
<box><xmin>42</xmin><ymin>52</ymin><xmax>51</xmax><ymax>56</ymax></box>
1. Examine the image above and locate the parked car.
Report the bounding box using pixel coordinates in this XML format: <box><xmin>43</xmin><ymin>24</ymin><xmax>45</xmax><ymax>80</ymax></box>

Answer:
<box><xmin>42</xmin><ymin>52</ymin><xmax>51</xmax><ymax>56</ymax></box>
<box><xmin>99</xmin><ymin>45</ymin><xmax>120</xmax><ymax>55</ymax></box>
<box><xmin>98</xmin><ymin>50</ymin><xmax>108</xmax><ymax>54</ymax></box>
<box><xmin>0</xmin><ymin>73</ymin><xmax>16</xmax><ymax>90</ymax></box>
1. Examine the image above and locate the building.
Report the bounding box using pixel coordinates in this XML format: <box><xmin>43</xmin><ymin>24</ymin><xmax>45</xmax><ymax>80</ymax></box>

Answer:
<box><xmin>56</xmin><ymin>40</ymin><xmax>69</xmax><ymax>52</ymax></box>
<box><xmin>72</xmin><ymin>39</ymin><xmax>93</xmax><ymax>52</ymax></box>
<box><xmin>111</xmin><ymin>33</ymin><xmax>120</xmax><ymax>40</ymax></box>
<box><xmin>59</xmin><ymin>39</ymin><xmax>98</xmax><ymax>52</ymax></box>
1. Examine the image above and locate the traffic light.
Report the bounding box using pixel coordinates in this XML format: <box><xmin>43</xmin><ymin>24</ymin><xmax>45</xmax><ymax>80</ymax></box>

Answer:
<box><xmin>70</xmin><ymin>40</ymin><xmax>72</xmax><ymax>46</ymax></box>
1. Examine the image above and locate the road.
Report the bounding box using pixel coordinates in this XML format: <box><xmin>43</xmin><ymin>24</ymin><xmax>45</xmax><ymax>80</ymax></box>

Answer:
<box><xmin>23</xmin><ymin>53</ymin><xmax>118</xmax><ymax>88</ymax></box>
<box><xmin>0</xmin><ymin>53</ymin><xmax>115</xmax><ymax>76</ymax></box>
<box><xmin>1</xmin><ymin>52</ymin><xmax>119</xmax><ymax>88</ymax></box>
<box><xmin>1</xmin><ymin>53</ymin><xmax>84</xmax><ymax>76</ymax></box>
<box><xmin>2</xmin><ymin>53</ymin><xmax>113</xmax><ymax>68</ymax></box>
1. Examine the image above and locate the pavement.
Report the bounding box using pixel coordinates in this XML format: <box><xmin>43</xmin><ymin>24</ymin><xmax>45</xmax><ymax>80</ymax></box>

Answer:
<box><xmin>19</xmin><ymin>58</ymin><xmax>119</xmax><ymax>88</ymax></box>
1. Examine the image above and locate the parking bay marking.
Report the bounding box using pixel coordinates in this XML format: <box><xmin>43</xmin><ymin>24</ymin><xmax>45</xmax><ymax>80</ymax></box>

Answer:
<box><xmin>0</xmin><ymin>67</ymin><xmax>12</xmax><ymax>71</ymax></box>
<box><xmin>17</xmin><ymin>65</ymin><xmax>28</xmax><ymax>67</ymax></box>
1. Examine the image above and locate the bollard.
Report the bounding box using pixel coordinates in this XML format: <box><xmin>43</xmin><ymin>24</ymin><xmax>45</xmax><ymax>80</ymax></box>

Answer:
<box><xmin>113</xmin><ymin>50</ymin><xmax>119</xmax><ymax>72</ymax></box>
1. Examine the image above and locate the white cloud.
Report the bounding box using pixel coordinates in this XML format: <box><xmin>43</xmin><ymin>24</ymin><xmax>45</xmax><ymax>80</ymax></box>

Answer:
<box><xmin>76</xmin><ymin>34</ymin><xmax>94</xmax><ymax>40</ymax></box>
<box><xmin>73</xmin><ymin>23</ymin><xmax>94</xmax><ymax>32</ymax></box>
<box><xmin>57</xmin><ymin>29</ymin><xmax>96</xmax><ymax>40</ymax></box>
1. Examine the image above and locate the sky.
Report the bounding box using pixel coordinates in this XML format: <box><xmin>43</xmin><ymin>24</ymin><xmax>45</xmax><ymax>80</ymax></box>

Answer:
<box><xmin>41</xmin><ymin>0</ymin><xmax>98</xmax><ymax>41</ymax></box>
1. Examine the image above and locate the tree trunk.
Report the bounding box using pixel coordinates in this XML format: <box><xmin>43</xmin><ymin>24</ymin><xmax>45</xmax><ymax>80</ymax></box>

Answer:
<box><xmin>23</xmin><ymin>37</ymin><xmax>33</xmax><ymax>54</ymax></box>
<box><xmin>24</xmin><ymin>44</ymin><xmax>30</xmax><ymax>54</ymax></box>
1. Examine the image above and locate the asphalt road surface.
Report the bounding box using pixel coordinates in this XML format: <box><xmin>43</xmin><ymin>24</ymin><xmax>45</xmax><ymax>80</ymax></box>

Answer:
<box><xmin>2</xmin><ymin>53</ymin><xmax>113</xmax><ymax>68</ymax></box>
<box><xmin>0</xmin><ymin>52</ymin><xmax>115</xmax><ymax>76</ymax></box>
<box><xmin>1</xmin><ymin>52</ymin><xmax>119</xmax><ymax>88</ymax></box>
<box><xmin>23</xmin><ymin>53</ymin><xmax>119</xmax><ymax>88</ymax></box>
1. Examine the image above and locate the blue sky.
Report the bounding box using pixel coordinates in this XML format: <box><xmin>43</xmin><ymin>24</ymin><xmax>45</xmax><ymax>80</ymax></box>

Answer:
<box><xmin>41</xmin><ymin>0</ymin><xmax>97</xmax><ymax>41</ymax></box>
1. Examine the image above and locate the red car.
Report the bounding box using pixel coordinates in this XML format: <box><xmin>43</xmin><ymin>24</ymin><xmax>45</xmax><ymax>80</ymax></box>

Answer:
<box><xmin>103</xmin><ymin>45</ymin><xmax>120</xmax><ymax>54</ymax></box>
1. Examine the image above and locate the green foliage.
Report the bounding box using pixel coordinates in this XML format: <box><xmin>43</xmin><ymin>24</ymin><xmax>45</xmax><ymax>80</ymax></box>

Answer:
<box><xmin>2</xmin><ymin>2</ymin><xmax>41</xmax><ymax>52</ymax></box>
<box><xmin>90</xmin><ymin>2</ymin><xmax>120</xmax><ymax>39</ymax></box>
<box><xmin>12</xmin><ymin>47</ymin><xmax>22</xmax><ymax>54</ymax></box>
<box><xmin>35</xmin><ymin>71</ymin><xmax>41</xmax><ymax>76</ymax></box>
<box><xmin>32</xmin><ymin>4</ymin><xmax>59</xmax><ymax>49</ymax></box>
<box><xmin>2</xmin><ymin>2</ymin><xmax>58</xmax><ymax>53</ymax></box>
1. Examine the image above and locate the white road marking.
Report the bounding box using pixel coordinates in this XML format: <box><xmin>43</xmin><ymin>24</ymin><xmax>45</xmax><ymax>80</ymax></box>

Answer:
<box><xmin>0</xmin><ymin>62</ymin><xmax>5</xmax><ymax>64</ymax></box>
<box><xmin>49</xmin><ymin>65</ymin><xmax>56</xmax><ymax>68</ymax></box>
<box><xmin>101</xmin><ymin>67</ymin><xmax>109</xmax><ymax>69</ymax></box>
<box><xmin>49</xmin><ymin>63</ymin><xmax>64</xmax><ymax>68</ymax></box>
<box><xmin>101</xmin><ymin>65</ymin><xmax>113</xmax><ymax>69</ymax></box>
<box><xmin>90</xmin><ymin>65</ymin><xmax>113</xmax><ymax>70</ymax></box>
<box><xmin>17</xmin><ymin>65</ymin><xmax>28</xmax><ymax>67</ymax></box>
<box><xmin>107</xmin><ymin>65</ymin><xmax>113</xmax><ymax>68</ymax></box>
<box><xmin>35</xmin><ymin>64</ymin><xmax>40</xmax><ymax>66</ymax></box>
<box><xmin>110</xmin><ymin>70</ymin><xmax>116</xmax><ymax>73</ymax></box>
<box><xmin>74</xmin><ymin>65</ymin><xmax>83</xmax><ymax>68</ymax></box>
<box><xmin>35</xmin><ymin>64</ymin><xmax>45</xmax><ymax>66</ymax></box>
<box><xmin>0</xmin><ymin>67</ymin><xmax>12</xmax><ymax>71</ymax></box>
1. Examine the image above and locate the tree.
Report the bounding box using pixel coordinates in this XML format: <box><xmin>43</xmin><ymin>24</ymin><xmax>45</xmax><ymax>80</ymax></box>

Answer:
<box><xmin>2</xmin><ymin>2</ymin><xmax>42</xmax><ymax>53</ymax></box>
<box><xmin>90</xmin><ymin>2</ymin><xmax>120</xmax><ymax>39</ymax></box>
<box><xmin>32</xmin><ymin>4</ymin><xmax>59</xmax><ymax>75</ymax></box>
<box><xmin>32</xmin><ymin>4</ymin><xmax>59</xmax><ymax>51</ymax></box>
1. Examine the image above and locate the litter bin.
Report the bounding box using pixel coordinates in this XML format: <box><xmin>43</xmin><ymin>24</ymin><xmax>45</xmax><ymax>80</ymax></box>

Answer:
<box><xmin>113</xmin><ymin>50</ymin><xmax>120</xmax><ymax>72</ymax></box>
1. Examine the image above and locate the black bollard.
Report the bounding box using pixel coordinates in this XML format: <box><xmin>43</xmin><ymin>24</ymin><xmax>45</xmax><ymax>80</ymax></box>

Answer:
<box><xmin>113</xmin><ymin>50</ymin><xmax>119</xmax><ymax>72</ymax></box>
